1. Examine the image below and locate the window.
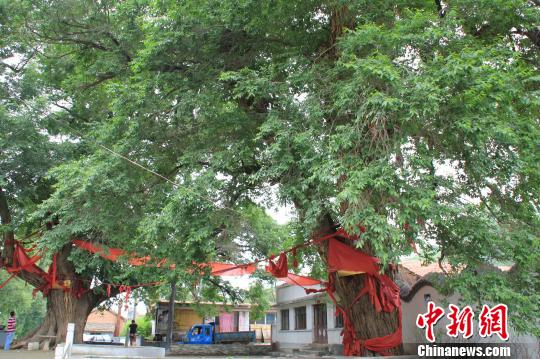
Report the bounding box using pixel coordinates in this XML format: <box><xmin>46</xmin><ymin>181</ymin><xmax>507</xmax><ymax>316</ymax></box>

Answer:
<box><xmin>335</xmin><ymin>311</ymin><xmax>344</xmax><ymax>328</ymax></box>
<box><xmin>280</xmin><ymin>309</ymin><xmax>289</xmax><ymax>330</ymax></box>
<box><xmin>265</xmin><ymin>312</ymin><xmax>276</xmax><ymax>325</ymax></box>
<box><xmin>295</xmin><ymin>306</ymin><xmax>307</xmax><ymax>330</ymax></box>
<box><xmin>251</xmin><ymin>317</ymin><xmax>265</xmax><ymax>325</ymax></box>
<box><xmin>251</xmin><ymin>312</ymin><xmax>277</xmax><ymax>325</ymax></box>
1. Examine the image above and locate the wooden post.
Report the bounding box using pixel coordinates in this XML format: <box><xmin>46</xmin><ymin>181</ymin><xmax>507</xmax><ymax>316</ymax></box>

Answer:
<box><xmin>166</xmin><ymin>278</ymin><xmax>177</xmax><ymax>349</ymax></box>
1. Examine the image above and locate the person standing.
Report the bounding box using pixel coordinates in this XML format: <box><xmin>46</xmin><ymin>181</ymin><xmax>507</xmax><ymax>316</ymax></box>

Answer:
<box><xmin>4</xmin><ymin>311</ymin><xmax>16</xmax><ymax>351</ymax></box>
<box><xmin>128</xmin><ymin>320</ymin><xmax>138</xmax><ymax>346</ymax></box>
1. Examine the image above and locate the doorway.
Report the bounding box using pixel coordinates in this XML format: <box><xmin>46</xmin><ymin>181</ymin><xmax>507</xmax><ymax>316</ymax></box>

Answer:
<box><xmin>313</xmin><ymin>303</ymin><xmax>328</xmax><ymax>344</ymax></box>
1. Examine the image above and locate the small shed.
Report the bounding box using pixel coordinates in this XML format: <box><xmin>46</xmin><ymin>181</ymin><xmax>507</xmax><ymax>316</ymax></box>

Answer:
<box><xmin>153</xmin><ymin>301</ymin><xmax>251</xmax><ymax>340</ymax></box>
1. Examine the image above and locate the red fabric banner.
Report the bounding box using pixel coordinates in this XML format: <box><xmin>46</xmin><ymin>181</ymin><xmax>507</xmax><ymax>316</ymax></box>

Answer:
<box><xmin>72</xmin><ymin>240</ymin><xmax>127</xmax><ymax>262</ymax></box>
<box><xmin>72</xmin><ymin>239</ymin><xmax>320</xmax><ymax>286</ymax></box>
<box><xmin>327</xmin><ymin>237</ymin><xmax>380</xmax><ymax>274</ymax></box>
<box><xmin>280</xmin><ymin>273</ymin><xmax>321</xmax><ymax>286</ymax></box>
<box><xmin>209</xmin><ymin>262</ymin><xmax>257</xmax><ymax>276</ymax></box>
<box><xmin>319</xmin><ymin>232</ymin><xmax>402</xmax><ymax>356</ymax></box>
<box><xmin>6</xmin><ymin>244</ymin><xmax>44</xmax><ymax>275</ymax></box>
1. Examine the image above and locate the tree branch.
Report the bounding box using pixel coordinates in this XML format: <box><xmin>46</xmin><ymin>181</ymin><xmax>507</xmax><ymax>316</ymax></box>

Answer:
<box><xmin>0</xmin><ymin>49</ymin><xmax>37</xmax><ymax>73</ymax></box>
<box><xmin>0</xmin><ymin>187</ymin><xmax>47</xmax><ymax>288</ymax></box>
<box><xmin>78</xmin><ymin>73</ymin><xmax>116</xmax><ymax>90</ymax></box>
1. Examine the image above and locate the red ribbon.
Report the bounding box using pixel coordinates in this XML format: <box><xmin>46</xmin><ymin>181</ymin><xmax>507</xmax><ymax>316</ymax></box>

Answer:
<box><xmin>265</xmin><ymin>253</ymin><xmax>288</xmax><ymax>278</ymax></box>
<box><xmin>318</xmin><ymin>231</ymin><xmax>402</xmax><ymax>356</ymax></box>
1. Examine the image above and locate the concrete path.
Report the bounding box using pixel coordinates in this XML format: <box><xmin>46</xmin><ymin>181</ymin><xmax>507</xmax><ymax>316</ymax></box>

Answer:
<box><xmin>0</xmin><ymin>350</ymin><xmax>53</xmax><ymax>359</ymax></box>
<box><xmin>0</xmin><ymin>350</ymin><xmax>420</xmax><ymax>359</ymax></box>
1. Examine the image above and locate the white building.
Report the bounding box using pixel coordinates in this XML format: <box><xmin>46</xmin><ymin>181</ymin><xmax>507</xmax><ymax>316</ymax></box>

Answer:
<box><xmin>271</xmin><ymin>283</ymin><xmax>343</xmax><ymax>349</ymax></box>
<box><xmin>271</xmin><ymin>263</ymin><xmax>451</xmax><ymax>351</ymax></box>
<box><xmin>272</xmin><ymin>262</ymin><xmax>538</xmax><ymax>357</ymax></box>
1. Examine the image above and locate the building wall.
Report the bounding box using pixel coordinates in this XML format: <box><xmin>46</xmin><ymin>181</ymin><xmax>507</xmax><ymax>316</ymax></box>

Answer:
<box><xmin>326</xmin><ymin>303</ymin><xmax>343</xmax><ymax>344</ymax></box>
<box><xmin>401</xmin><ymin>283</ymin><xmax>459</xmax><ymax>352</ymax></box>
<box><xmin>273</xmin><ymin>283</ymin><xmax>460</xmax><ymax>348</ymax></box>
<box><xmin>274</xmin><ymin>283</ymin><xmax>539</xmax><ymax>358</ymax></box>
<box><xmin>174</xmin><ymin>308</ymin><xmax>203</xmax><ymax>333</ymax></box>
<box><xmin>402</xmin><ymin>285</ymin><xmax>538</xmax><ymax>358</ymax></box>
<box><xmin>276</xmin><ymin>283</ymin><xmax>321</xmax><ymax>304</ymax></box>
<box><xmin>155</xmin><ymin>303</ymin><xmax>252</xmax><ymax>336</ymax></box>
<box><xmin>273</xmin><ymin>284</ymin><xmax>344</xmax><ymax>347</ymax></box>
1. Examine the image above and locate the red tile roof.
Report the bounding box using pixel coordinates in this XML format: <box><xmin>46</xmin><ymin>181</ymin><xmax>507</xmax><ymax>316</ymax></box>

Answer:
<box><xmin>400</xmin><ymin>259</ymin><xmax>449</xmax><ymax>277</ymax></box>
<box><xmin>401</xmin><ymin>259</ymin><xmax>512</xmax><ymax>278</ymax></box>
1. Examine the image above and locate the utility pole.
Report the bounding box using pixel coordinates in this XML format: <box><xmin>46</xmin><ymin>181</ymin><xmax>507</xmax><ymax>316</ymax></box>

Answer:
<box><xmin>166</xmin><ymin>277</ymin><xmax>177</xmax><ymax>350</ymax></box>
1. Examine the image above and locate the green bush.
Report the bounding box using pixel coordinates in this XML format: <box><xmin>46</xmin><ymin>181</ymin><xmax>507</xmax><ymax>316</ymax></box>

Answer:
<box><xmin>0</xmin><ymin>272</ymin><xmax>46</xmax><ymax>338</ymax></box>
<box><xmin>121</xmin><ymin>315</ymin><xmax>152</xmax><ymax>338</ymax></box>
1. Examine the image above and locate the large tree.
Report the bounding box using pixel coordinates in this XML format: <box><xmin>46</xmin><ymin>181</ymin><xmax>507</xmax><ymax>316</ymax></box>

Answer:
<box><xmin>2</xmin><ymin>0</ymin><xmax>539</xmax><ymax>354</ymax></box>
<box><xmin>1</xmin><ymin>2</ymin><xmax>285</xmax><ymax>348</ymax></box>
<box><xmin>0</xmin><ymin>1</ymin><xmax>130</xmax><ymax>345</ymax></box>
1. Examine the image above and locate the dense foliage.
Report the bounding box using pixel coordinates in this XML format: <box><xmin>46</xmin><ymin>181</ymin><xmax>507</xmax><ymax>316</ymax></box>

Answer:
<box><xmin>0</xmin><ymin>272</ymin><xmax>46</xmax><ymax>337</ymax></box>
<box><xmin>121</xmin><ymin>315</ymin><xmax>152</xmax><ymax>339</ymax></box>
<box><xmin>1</xmin><ymin>0</ymin><xmax>538</xmax><ymax>339</ymax></box>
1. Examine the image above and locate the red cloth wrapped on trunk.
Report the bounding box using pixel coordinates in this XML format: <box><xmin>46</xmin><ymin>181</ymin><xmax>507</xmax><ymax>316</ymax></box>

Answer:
<box><xmin>321</xmin><ymin>232</ymin><xmax>402</xmax><ymax>356</ymax></box>
<box><xmin>327</xmin><ymin>237</ymin><xmax>380</xmax><ymax>275</ymax></box>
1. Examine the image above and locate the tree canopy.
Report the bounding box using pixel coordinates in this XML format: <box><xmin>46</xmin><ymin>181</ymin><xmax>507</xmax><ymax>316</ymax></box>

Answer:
<box><xmin>1</xmin><ymin>0</ymin><xmax>539</xmax><ymax>342</ymax></box>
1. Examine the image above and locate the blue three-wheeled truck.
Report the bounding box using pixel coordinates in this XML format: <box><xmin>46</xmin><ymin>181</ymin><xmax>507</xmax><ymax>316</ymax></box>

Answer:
<box><xmin>182</xmin><ymin>323</ymin><xmax>256</xmax><ymax>344</ymax></box>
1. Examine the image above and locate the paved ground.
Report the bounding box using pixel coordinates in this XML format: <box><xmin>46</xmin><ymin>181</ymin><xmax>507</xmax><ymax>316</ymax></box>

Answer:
<box><xmin>0</xmin><ymin>350</ymin><xmax>53</xmax><ymax>359</ymax></box>
<box><xmin>0</xmin><ymin>352</ymin><xmax>284</xmax><ymax>359</ymax></box>
<box><xmin>0</xmin><ymin>350</ymin><xmax>420</xmax><ymax>358</ymax></box>
<box><xmin>0</xmin><ymin>354</ymin><xmax>288</xmax><ymax>359</ymax></box>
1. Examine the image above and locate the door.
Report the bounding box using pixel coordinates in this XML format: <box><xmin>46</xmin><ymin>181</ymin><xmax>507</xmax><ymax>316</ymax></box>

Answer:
<box><xmin>218</xmin><ymin>312</ymin><xmax>234</xmax><ymax>332</ymax></box>
<box><xmin>313</xmin><ymin>304</ymin><xmax>328</xmax><ymax>344</ymax></box>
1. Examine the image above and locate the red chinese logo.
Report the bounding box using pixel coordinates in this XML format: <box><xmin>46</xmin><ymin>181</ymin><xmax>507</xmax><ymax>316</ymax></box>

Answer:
<box><xmin>479</xmin><ymin>304</ymin><xmax>509</xmax><ymax>341</ymax></box>
<box><xmin>446</xmin><ymin>304</ymin><xmax>474</xmax><ymax>339</ymax></box>
<box><xmin>416</xmin><ymin>303</ymin><xmax>509</xmax><ymax>342</ymax></box>
<box><xmin>416</xmin><ymin>301</ymin><xmax>445</xmax><ymax>342</ymax></box>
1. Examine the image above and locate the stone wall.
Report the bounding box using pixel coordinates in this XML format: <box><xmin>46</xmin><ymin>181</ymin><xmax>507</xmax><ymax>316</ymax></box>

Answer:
<box><xmin>169</xmin><ymin>343</ymin><xmax>272</xmax><ymax>356</ymax></box>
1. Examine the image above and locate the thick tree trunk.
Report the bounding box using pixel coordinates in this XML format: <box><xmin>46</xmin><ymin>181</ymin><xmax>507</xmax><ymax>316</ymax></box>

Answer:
<box><xmin>12</xmin><ymin>244</ymin><xmax>106</xmax><ymax>349</ymax></box>
<box><xmin>16</xmin><ymin>290</ymin><xmax>96</xmax><ymax>349</ymax></box>
<box><xmin>332</xmin><ymin>273</ymin><xmax>402</xmax><ymax>356</ymax></box>
<box><xmin>315</xmin><ymin>217</ymin><xmax>403</xmax><ymax>356</ymax></box>
<box><xmin>1</xmin><ymin>187</ymin><xmax>108</xmax><ymax>349</ymax></box>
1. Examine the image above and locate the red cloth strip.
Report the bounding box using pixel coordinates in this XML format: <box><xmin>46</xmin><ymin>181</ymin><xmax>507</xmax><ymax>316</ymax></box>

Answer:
<box><xmin>280</xmin><ymin>272</ymin><xmax>321</xmax><ymax>287</ymax></box>
<box><xmin>319</xmin><ymin>230</ymin><xmax>402</xmax><ymax>356</ymax></box>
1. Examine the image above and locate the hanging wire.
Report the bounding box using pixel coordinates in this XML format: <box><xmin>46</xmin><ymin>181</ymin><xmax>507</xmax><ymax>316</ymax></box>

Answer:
<box><xmin>61</xmin><ymin>121</ymin><xmax>243</xmax><ymax>216</ymax></box>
